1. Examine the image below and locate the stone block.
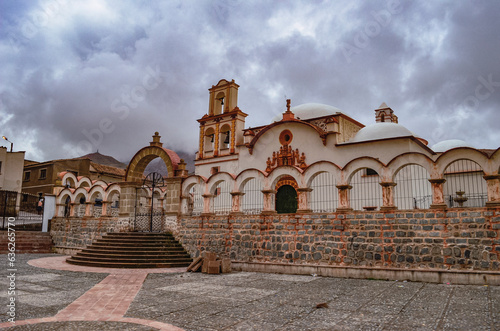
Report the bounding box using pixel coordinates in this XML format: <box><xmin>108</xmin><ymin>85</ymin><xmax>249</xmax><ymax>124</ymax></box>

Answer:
<box><xmin>221</xmin><ymin>258</ymin><xmax>231</xmax><ymax>273</ymax></box>
<box><xmin>206</xmin><ymin>260</ymin><xmax>219</xmax><ymax>274</ymax></box>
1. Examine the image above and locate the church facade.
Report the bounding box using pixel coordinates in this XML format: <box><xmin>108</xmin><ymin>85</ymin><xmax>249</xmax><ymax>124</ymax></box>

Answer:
<box><xmin>181</xmin><ymin>79</ymin><xmax>498</xmax><ymax>217</ymax></box>
<box><xmin>50</xmin><ymin>79</ymin><xmax>500</xmax><ymax>283</ymax></box>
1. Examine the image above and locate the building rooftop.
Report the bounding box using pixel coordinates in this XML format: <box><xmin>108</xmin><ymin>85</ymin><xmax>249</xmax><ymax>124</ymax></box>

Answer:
<box><xmin>431</xmin><ymin>139</ymin><xmax>475</xmax><ymax>153</ymax></box>
<box><xmin>272</xmin><ymin>103</ymin><xmax>347</xmax><ymax>122</ymax></box>
<box><xmin>348</xmin><ymin>122</ymin><xmax>415</xmax><ymax>143</ymax></box>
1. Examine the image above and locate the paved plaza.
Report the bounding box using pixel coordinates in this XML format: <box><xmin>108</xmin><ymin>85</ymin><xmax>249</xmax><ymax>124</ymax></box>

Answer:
<box><xmin>0</xmin><ymin>254</ymin><xmax>498</xmax><ymax>330</ymax></box>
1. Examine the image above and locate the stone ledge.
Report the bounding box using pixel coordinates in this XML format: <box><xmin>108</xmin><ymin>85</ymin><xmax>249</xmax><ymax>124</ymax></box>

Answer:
<box><xmin>54</xmin><ymin>246</ymin><xmax>84</xmax><ymax>255</ymax></box>
<box><xmin>232</xmin><ymin>261</ymin><xmax>500</xmax><ymax>285</ymax></box>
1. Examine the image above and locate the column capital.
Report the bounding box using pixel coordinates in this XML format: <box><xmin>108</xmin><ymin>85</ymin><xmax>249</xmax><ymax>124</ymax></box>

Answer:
<box><xmin>230</xmin><ymin>192</ymin><xmax>245</xmax><ymax>196</ymax></box>
<box><xmin>379</xmin><ymin>182</ymin><xmax>397</xmax><ymax>187</ymax></box>
<box><xmin>483</xmin><ymin>175</ymin><xmax>500</xmax><ymax>180</ymax></box>
<box><xmin>261</xmin><ymin>190</ymin><xmax>277</xmax><ymax>194</ymax></box>
<box><xmin>428</xmin><ymin>178</ymin><xmax>446</xmax><ymax>184</ymax></box>
<box><xmin>336</xmin><ymin>184</ymin><xmax>352</xmax><ymax>190</ymax></box>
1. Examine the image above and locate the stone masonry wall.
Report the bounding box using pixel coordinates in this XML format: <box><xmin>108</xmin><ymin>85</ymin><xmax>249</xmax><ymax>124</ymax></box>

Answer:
<box><xmin>50</xmin><ymin>216</ymin><xmax>132</xmax><ymax>253</ymax></box>
<box><xmin>178</xmin><ymin>208</ymin><xmax>500</xmax><ymax>272</ymax></box>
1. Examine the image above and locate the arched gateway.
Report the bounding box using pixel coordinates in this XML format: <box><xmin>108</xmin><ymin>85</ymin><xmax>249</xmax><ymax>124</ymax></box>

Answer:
<box><xmin>120</xmin><ymin>132</ymin><xmax>187</xmax><ymax>231</ymax></box>
<box><xmin>125</xmin><ymin>132</ymin><xmax>180</xmax><ymax>182</ymax></box>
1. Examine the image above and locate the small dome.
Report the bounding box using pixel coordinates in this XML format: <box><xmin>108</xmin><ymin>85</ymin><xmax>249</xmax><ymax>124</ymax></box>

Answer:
<box><xmin>349</xmin><ymin>122</ymin><xmax>414</xmax><ymax>143</ymax></box>
<box><xmin>272</xmin><ymin>103</ymin><xmax>345</xmax><ymax>122</ymax></box>
<box><xmin>431</xmin><ymin>139</ymin><xmax>475</xmax><ymax>153</ymax></box>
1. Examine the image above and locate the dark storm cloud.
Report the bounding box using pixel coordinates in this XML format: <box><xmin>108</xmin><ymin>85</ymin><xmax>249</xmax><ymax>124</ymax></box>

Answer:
<box><xmin>1</xmin><ymin>0</ymin><xmax>499</xmax><ymax>164</ymax></box>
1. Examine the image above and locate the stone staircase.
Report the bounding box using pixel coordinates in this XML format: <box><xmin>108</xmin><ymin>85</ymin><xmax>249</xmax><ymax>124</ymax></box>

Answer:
<box><xmin>0</xmin><ymin>231</ymin><xmax>53</xmax><ymax>254</ymax></box>
<box><xmin>66</xmin><ymin>232</ymin><xmax>193</xmax><ymax>268</ymax></box>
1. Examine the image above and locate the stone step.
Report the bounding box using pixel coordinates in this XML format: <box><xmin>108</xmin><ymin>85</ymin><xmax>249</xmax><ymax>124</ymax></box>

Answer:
<box><xmin>0</xmin><ymin>231</ymin><xmax>53</xmax><ymax>253</ymax></box>
<box><xmin>77</xmin><ymin>252</ymin><xmax>191</xmax><ymax>259</ymax></box>
<box><xmin>105</xmin><ymin>232</ymin><xmax>176</xmax><ymax>238</ymax></box>
<box><xmin>70</xmin><ymin>255</ymin><xmax>192</xmax><ymax>263</ymax></box>
<box><xmin>82</xmin><ymin>248</ymin><xmax>187</xmax><ymax>254</ymax></box>
<box><xmin>67</xmin><ymin>232</ymin><xmax>192</xmax><ymax>269</ymax></box>
<box><xmin>102</xmin><ymin>236</ymin><xmax>177</xmax><ymax>241</ymax></box>
<box><xmin>88</xmin><ymin>244</ymin><xmax>184</xmax><ymax>250</ymax></box>
<box><xmin>65</xmin><ymin>258</ymin><xmax>191</xmax><ymax>268</ymax></box>
<box><xmin>94</xmin><ymin>239</ymin><xmax>182</xmax><ymax>245</ymax></box>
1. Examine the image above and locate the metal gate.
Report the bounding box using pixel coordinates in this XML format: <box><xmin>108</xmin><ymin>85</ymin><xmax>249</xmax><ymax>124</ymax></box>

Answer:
<box><xmin>133</xmin><ymin>172</ymin><xmax>167</xmax><ymax>232</ymax></box>
<box><xmin>0</xmin><ymin>190</ymin><xmax>43</xmax><ymax>231</ymax></box>
<box><xmin>134</xmin><ymin>209</ymin><xmax>165</xmax><ymax>232</ymax></box>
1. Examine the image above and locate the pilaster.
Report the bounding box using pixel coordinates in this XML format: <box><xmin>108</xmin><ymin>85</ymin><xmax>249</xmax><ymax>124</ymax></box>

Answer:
<box><xmin>429</xmin><ymin>178</ymin><xmax>447</xmax><ymax>209</ymax></box>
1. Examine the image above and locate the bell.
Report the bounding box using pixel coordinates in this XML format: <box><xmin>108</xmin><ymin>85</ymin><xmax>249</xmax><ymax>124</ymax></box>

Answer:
<box><xmin>224</xmin><ymin>132</ymin><xmax>230</xmax><ymax>144</ymax></box>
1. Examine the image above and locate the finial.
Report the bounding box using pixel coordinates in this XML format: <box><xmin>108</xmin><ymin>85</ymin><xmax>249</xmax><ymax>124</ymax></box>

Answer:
<box><xmin>282</xmin><ymin>98</ymin><xmax>295</xmax><ymax>121</ymax></box>
<box><xmin>150</xmin><ymin>132</ymin><xmax>163</xmax><ymax>147</ymax></box>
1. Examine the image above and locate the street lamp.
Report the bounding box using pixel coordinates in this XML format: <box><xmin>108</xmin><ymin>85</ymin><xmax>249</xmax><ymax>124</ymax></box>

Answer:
<box><xmin>2</xmin><ymin>136</ymin><xmax>13</xmax><ymax>152</ymax></box>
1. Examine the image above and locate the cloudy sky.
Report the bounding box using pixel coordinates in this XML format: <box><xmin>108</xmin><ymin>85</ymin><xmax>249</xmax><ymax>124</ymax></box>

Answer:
<box><xmin>1</xmin><ymin>0</ymin><xmax>499</xmax><ymax>163</ymax></box>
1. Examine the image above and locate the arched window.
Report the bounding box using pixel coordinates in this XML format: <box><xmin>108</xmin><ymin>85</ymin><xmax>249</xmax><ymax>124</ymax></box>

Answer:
<box><xmin>350</xmin><ymin>168</ymin><xmax>382</xmax><ymax>211</ymax></box>
<box><xmin>443</xmin><ymin>160</ymin><xmax>487</xmax><ymax>207</ymax></box>
<box><xmin>310</xmin><ymin>172</ymin><xmax>338</xmax><ymax>212</ymax></box>
<box><xmin>188</xmin><ymin>184</ymin><xmax>204</xmax><ymax>215</ymax></box>
<box><xmin>74</xmin><ymin>193</ymin><xmax>86</xmax><ymax>217</ymax></box>
<box><xmin>212</xmin><ymin>181</ymin><xmax>231</xmax><ymax>215</ymax></box>
<box><xmin>63</xmin><ymin>196</ymin><xmax>71</xmax><ymax>218</ymax></box>
<box><xmin>241</xmin><ymin>178</ymin><xmax>263</xmax><ymax>214</ymax></box>
<box><xmin>394</xmin><ymin>165</ymin><xmax>432</xmax><ymax>209</ymax></box>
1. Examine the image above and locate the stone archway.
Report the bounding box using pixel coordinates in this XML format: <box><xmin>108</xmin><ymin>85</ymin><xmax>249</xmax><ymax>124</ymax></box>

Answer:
<box><xmin>120</xmin><ymin>133</ymin><xmax>185</xmax><ymax>223</ymax></box>
<box><xmin>125</xmin><ymin>132</ymin><xmax>179</xmax><ymax>183</ymax></box>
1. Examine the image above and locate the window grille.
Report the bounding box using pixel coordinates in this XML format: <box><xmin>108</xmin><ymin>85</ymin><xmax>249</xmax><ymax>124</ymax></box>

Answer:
<box><xmin>241</xmin><ymin>178</ymin><xmax>263</xmax><ymax>214</ymax></box>
<box><xmin>189</xmin><ymin>185</ymin><xmax>204</xmax><ymax>215</ymax></box>
<box><xmin>394</xmin><ymin>165</ymin><xmax>432</xmax><ymax>209</ymax></box>
<box><xmin>212</xmin><ymin>181</ymin><xmax>232</xmax><ymax>215</ymax></box>
<box><xmin>350</xmin><ymin>168</ymin><xmax>382</xmax><ymax>210</ymax></box>
<box><xmin>310</xmin><ymin>172</ymin><xmax>338</xmax><ymax>212</ymax></box>
<box><xmin>443</xmin><ymin>159</ymin><xmax>487</xmax><ymax>207</ymax></box>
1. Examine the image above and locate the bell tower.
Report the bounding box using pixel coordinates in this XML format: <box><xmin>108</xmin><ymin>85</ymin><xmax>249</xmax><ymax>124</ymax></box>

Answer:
<box><xmin>196</xmin><ymin>79</ymin><xmax>247</xmax><ymax>160</ymax></box>
<box><xmin>375</xmin><ymin>102</ymin><xmax>398</xmax><ymax>123</ymax></box>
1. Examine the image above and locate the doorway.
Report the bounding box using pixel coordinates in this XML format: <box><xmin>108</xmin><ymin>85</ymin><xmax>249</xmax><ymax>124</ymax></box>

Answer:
<box><xmin>275</xmin><ymin>185</ymin><xmax>298</xmax><ymax>214</ymax></box>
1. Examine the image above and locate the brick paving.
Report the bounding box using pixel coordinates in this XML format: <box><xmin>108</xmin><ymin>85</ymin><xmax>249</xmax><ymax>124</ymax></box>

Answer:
<box><xmin>1</xmin><ymin>254</ymin><xmax>499</xmax><ymax>330</ymax></box>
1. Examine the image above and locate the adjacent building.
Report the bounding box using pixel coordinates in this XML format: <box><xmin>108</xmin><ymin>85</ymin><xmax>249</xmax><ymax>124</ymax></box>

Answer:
<box><xmin>0</xmin><ymin>146</ymin><xmax>25</xmax><ymax>193</ymax></box>
<box><xmin>22</xmin><ymin>152</ymin><xmax>126</xmax><ymax>196</ymax></box>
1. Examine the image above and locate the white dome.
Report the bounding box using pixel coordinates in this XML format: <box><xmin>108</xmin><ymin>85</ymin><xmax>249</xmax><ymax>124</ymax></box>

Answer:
<box><xmin>349</xmin><ymin>122</ymin><xmax>414</xmax><ymax>143</ymax></box>
<box><xmin>431</xmin><ymin>139</ymin><xmax>475</xmax><ymax>153</ymax></box>
<box><xmin>272</xmin><ymin>103</ymin><xmax>344</xmax><ymax>122</ymax></box>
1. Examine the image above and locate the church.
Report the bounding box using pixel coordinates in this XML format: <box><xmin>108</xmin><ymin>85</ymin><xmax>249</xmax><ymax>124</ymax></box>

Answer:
<box><xmin>50</xmin><ymin>78</ymin><xmax>500</xmax><ymax>281</ymax></box>
<box><xmin>184</xmin><ymin>79</ymin><xmax>494</xmax><ymax>216</ymax></box>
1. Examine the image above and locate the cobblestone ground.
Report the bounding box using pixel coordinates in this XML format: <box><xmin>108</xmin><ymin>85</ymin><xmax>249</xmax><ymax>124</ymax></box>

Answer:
<box><xmin>0</xmin><ymin>254</ymin><xmax>499</xmax><ymax>330</ymax></box>
<box><xmin>0</xmin><ymin>254</ymin><xmax>107</xmax><ymax>323</ymax></box>
<box><xmin>127</xmin><ymin>272</ymin><xmax>499</xmax><ymax>331</ymax></box>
